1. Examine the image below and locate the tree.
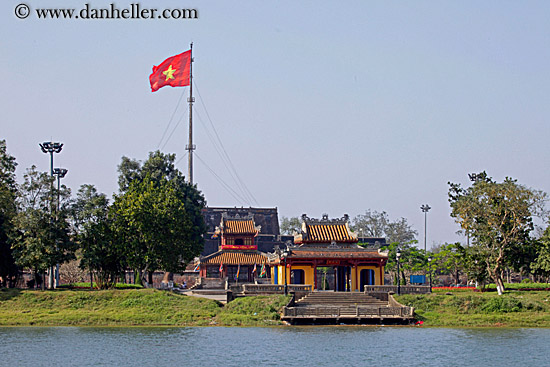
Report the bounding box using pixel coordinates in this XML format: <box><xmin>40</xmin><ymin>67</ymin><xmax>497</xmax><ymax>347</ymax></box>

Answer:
<box><xmin>531</xmin><ymin>224</ymin><xmax>550</xmax><ymax>282</ymax></box>
<box><xmin>112</xmin><ymin>175</ymin><xmax>205</xmax><ymax>285</ymax></box>
<box><xmin>351</xmin><ymin>210</ymin><xmax>417</xmax><ymax>245</ymax></box>
<box><xmin>381</xmin><ymin>242</ymin><xmax>425</xmax><ymax>285</ymax></box>
<box><xmin>280</xmin><ymin>216</ymin><xmax>302</xmax><ymax>235</ymax></box>
<box><xmin>0</xmin><ymin>140</ymin><xmax>18</xmax><ymax>287</ymax></box>
<box><xmin>448</xmin><ymin>172</ymin><xmax>547</xmax><ymax>295</ymax></box>
<box><xmin>117</xmin><ymin>150</ymin><xmax>180</xmax><ymax>193</ymax></box>
<box><xmin>115</xmin><ymin>151</ymin><xmax>207</xmax><ymax>285</ymax></box>
<box><xmin>431</xmin><ymin>243</ymin><xmax>466</xmax><ymax>285</ymax></box>
<box><xmin>72</xmin><ymin>184</ymin><xmax>124</xmax><ymax>289</ymax></box>
<box><xmin>11</xmin><ymin>166</ymin><xmax>75</xmax><ymax>289</ymax></box>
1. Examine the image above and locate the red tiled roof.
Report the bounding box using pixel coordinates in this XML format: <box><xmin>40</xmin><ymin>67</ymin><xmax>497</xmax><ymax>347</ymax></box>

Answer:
<box><xmin>223</xmin><ymin>219</ymin><xmax>258</xmax><ymax>235</ymax></box>
<box><xmin>201</xmin><ymin>251</ymin><xmax>267</xmax><ymax>265</ymax></box>
<box><xmin>302</xmin><ymin>223</ymin><xmax>355</xmax><ymax>243</ymax></box>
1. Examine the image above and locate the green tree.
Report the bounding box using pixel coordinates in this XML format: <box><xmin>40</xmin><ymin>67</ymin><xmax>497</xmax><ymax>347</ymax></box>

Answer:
<box><xmin>112</xmin><ymin>176</ymin><xmax>205</xmax><ymax>285</ymax></box>
<box><xmin>115</xmin><ymin>151</ymin><xmax>207</xmax><ymax>285</ymax></box>
<box><xmin>0</xmin><ymin>140</ymin><xmax>18</xmax><ymax>287</ymax></box>
<box><xmin>448</xmin><ymin>172</ymin><xmax>547</xmax><ymax>295</ymax></box>
<box><xmin>117</xmin><ymin>150</ymin><xmax>180</xmax><ymax>193</ymax></box>
<box><xmin>431</xmin><ymin>243</ymin><xmax>466</xmax><ymax>285</ymax></box>
<box><xmin>11</xmin><ymin>166</ymin><xmax>75</xmax><ymax>289</ymax></box>
<box><xmin>381</xmin><ymin>242</ymin><xmax>424</xmax><ymax>285</ymax></box>
<box><xmin>280</xmin><ymin>216</ymin><xmax>302</xmax><ymax>235</ymax></box>
<box><xmin>531</xmin><ymin>225</ymin><xmax>550</xmax><ymax>282</ymax></box>
<box><xmin>72</xmin><ymin>184</ymin><xmax>124</xmax><ymax>289</ymax></box>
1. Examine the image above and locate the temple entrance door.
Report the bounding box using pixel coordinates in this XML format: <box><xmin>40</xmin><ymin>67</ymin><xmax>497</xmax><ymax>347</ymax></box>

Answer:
<box><xmin>316</xmin><ymin>267</ymin><xmax>335</xmax><ymax>290</ymax></box>
<box><xmin>291</xmin><ymin>269</ymin><xmax>305</xmax><ymax>284</ymax></box>
<box><xmin>360</xmin><ymin>269</ymin><xmax>375</xmax><ymax>290</ymax></box>
<box><xmin>336</xmin><ymin>266</ymin><xmax>351</xmax><ymax>291</ymax></box>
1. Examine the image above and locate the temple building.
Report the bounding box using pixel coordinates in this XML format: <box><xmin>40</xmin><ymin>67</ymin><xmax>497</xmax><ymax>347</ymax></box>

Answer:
<box><xmin>269</xmin><ymin>214</ymin><xmax>388</xmax><ymax>291</ymax></box>
<box><xmin>198</xmin><ymin>213</ymin><xmax>270</xmax><ymax>282</ymax></box>
<box><xmin>201</xmin><ymin>207</ymin><xmax>292</xmax><ymax>256</ymax></box>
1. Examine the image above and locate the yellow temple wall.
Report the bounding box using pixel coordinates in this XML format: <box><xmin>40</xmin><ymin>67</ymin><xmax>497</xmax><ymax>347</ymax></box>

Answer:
<box><xmin>288</xmin><ymin>265</ymin><xmax>315</xmax><ymax>286</ymax></box>
<box><xmin>272</xmin><ymin>264</ymin><xmax>386</xmax><ymax>288</ymax></box>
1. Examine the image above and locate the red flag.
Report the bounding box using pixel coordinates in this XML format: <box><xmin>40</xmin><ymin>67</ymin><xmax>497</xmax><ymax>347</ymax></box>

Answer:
<box><xmin>149</xmin><ymin>50</ymin><xmax>191</xmax><ymax>92</ymax></box>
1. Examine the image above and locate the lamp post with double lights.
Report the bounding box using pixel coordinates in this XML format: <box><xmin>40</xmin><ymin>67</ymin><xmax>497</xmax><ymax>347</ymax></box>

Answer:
<box><xmin>39</xmin><ymin>141</ymin><xmax>63</xmax><ymax>289</ymax></box>
<box><xmin>53</xmin><ymin>168</ymin><xmax>68</xmax><ymax>288</ymax></box>
<box><xmin>396</xmin><ymin>249</ymin><xmax>401</xmax><ymax>295</ymax></box>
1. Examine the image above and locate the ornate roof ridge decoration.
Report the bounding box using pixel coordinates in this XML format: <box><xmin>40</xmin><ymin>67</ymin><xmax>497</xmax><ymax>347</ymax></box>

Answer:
<box><xmin>295</xmin><ymin>213</ymin><xmax>357</xmax><ymax>244</ymax></box>
<box><xmin>215</xmin><ymin>212</ymin><xmax>261</xmax><ymax>235</ymax></box>
<box><xmin>301</xmin><ymin>213</ymin><xmax>349</xmax><ymax>225</ymax></box>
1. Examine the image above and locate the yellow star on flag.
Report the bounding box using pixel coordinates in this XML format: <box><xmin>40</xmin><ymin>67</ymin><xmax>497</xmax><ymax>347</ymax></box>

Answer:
<box><xmin>163</xmin><ymin>65</ymin><xmax>176</xmax><ymax>81</ymax></box>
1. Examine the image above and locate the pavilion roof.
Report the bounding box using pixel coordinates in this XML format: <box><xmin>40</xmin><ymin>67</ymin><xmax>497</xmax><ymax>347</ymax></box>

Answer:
<box><xmin>215</xmin><ymin>213</ymin><xmax>260</xmax><ymax>236</ymax></box>
<box><xmin>200</xmin><ymin>250</ymin><xmax>268</xmax><ymax>265</ymax></box>
<box><xmin>295</xmin><ymin>214</ymin><xmax>357</xmax><ymax>244</ymax></box>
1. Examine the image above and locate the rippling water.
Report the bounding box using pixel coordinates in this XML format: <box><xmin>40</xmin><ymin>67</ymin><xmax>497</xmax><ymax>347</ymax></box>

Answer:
<box><xmin>1</xmin><ymin>326</ymin><xmax>548</xmax><ymax>366</ymax></box>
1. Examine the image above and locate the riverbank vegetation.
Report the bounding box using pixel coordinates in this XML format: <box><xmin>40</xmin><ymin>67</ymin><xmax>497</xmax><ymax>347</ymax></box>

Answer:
<box><xmin>398</xmin><ymin>288</ymin><xmax>550</xmax><ymax>327</ymax></box>
<box><xmin>3</xmin><ymin>287</ymin><xmax>550</xmax><ymax>328</ymax></box>
<box><xmin>0</xmin><ymin>288</ymin><xmax>289</xmax><ymax>327</ymax></box>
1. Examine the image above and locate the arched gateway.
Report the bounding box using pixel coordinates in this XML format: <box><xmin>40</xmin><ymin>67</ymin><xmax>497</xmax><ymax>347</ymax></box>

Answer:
<box><xmin>269</xmin><ymin>214</ymin><xmax>388</xmax><ymax>291</ymax></box>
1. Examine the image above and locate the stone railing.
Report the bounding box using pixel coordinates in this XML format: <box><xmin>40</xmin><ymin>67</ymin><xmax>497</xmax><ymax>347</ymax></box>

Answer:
<box><xmin>242</xmin><ymin>284</ymin><xmax>312</xmax><ymax>294</ymax></box>
<box><xmin>283</xmin><ymin>305</ymin><xmax>413</xmax><ymax>318</ymax></box>
<box><xmin>364</xmin><ymin>285</ymin><xmax>431</xmax><ymax>294</ymax></box>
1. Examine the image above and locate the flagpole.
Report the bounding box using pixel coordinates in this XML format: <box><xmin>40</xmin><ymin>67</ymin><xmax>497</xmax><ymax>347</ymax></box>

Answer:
<box><xmin>186</xmin><ymin>42</ymin><xmax>195</xmax><ymax>184</ymax></box>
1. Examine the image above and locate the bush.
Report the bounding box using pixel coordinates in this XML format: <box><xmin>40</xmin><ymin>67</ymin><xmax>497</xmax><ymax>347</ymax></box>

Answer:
<box><xmin>481</xmin><ymin>297</ymin><xmax>524</xmax><ymax>313</ymax></box>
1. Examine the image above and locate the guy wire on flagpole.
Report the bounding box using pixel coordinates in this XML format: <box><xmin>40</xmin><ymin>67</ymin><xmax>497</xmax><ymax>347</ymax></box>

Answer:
<box><xmin>186</xmin><ymin>42</ymin><xmax>195</xmax><ymax>184</ymax></box>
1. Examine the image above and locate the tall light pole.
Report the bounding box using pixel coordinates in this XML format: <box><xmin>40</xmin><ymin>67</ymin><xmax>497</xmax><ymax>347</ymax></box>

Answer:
<box><xmin>420</xmin><ymin>204</ymin><xmax>431</xmax><ymax>253</ymax></box>
<box><xmin>53</xmin><ymin>168</ymin><xmax>68</xmax><ymax>288</ymax></box>
<box><xmin>39</xmin><ymin>141</ymin><xmax>63</xmax><ymax>289</ymax></box>
<box><xmin>396</xmin><ymin>249</ymin><xmax>401</xmax><ymax>295</ymax></box>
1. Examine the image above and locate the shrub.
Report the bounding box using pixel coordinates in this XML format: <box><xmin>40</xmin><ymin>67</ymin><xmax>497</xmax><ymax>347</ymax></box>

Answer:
<box><xmin>481</xmin><ymin>297</ymin><xmax>523</xmax><ymax>313</ymax></box>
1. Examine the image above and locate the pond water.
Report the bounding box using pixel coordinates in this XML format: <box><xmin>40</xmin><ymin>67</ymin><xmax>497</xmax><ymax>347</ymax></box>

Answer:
<box><xmin>1</xmin><ymin>326</ymin><xmax>547</xmax><ymax>366</ymax></box>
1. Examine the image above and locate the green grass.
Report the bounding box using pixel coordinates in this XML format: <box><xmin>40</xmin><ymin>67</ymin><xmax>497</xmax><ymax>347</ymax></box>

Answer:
<box><xmin>215</xmin><ymin>295</ymin><xmax>289</xmax><ymax>326</ymax></box>
<box><xmin>0</xmin><ymin>288</ymin><xmax>289</xmax><ymax>327</ymax></box>
<box><xmin>4</xmin><ymin>287</ymin><xmax>549</xmax><ymax>328</ymax></box>
<box><xmin>397</xmin><ymin>290</ymin><xmax>550</xmax><ymax>327</ymax></box>
<box><xmin>484</xmin><ymin>283</ymin><xmax>550</xmax><ymax>290</ymax></box>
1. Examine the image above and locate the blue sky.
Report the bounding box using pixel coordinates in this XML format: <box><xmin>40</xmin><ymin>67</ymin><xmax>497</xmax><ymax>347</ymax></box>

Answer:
<box><xmin>2</xmin><ymin>1</ymin><xmax>549</xmax><ymax>247</ymax></box>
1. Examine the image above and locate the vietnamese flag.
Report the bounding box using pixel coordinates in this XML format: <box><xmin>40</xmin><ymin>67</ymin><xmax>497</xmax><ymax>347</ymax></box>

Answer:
<box><xmin>149</xmin><ymin>50</ymin><xmax>191</xmax><ymax>92</ymax></box>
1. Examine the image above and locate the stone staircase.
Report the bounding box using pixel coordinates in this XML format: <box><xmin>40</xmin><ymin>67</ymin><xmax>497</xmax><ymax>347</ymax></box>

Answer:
<box><xmin>282</xmin><ymin>291</ymin><xmax>414</xmax><ymax>324</ymax></box>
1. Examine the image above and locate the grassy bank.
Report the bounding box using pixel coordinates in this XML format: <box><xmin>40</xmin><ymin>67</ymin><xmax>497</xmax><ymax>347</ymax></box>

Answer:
<box><xmin>397</xmin><ymin>290</ymin><xmax>550</xmax><ymax>327</ymax></box>
<box><xmin>3</xmin><ymin>288</ymin><xmax>550</xmax><ymax>328</ymax></box>
<box><xmin>0</xmin><ymin>288</ymin><xmax>289</xmax><ymax>327</ymax></box>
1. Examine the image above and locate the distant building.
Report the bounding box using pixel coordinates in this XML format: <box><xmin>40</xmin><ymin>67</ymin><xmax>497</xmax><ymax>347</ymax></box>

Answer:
<box><xmin>269</xmin><ymin>214</ymin><xmax>388</xmax><ymax>291</ymax></box>
<box><xmin>201</xmin><ymin>207</ymin><xmax>291</xmax><ymax>256</ymax></box>
<box><xmin>198</xmin><ymin>213</ymin><xmax>269</xmax><ymax>282</ymax></box>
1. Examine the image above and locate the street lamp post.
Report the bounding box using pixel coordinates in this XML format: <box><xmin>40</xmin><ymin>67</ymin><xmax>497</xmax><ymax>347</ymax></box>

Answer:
<box><xmin>283</xmin><ymin>250</ymin><xmax>289</xmax><ymax>295</ymax></box>
<box><xmin>428</xmin><ymin>256</ymin><xmax>432</xmax><ymax>293</ymax></box>
<box><xmin>53</xmin><ymin>168</ymin><xmax>68</xmax><ymax>288</ymax></box>
<box><xmin>39</xmin><ymin>141</ymin><xmax>63</xmax><ymax>290</ymax></box>
<box><xmin>420</xmin><ymin>204</ymin><xmax>431</xmax><ymax>253</ymax></box>
<box><xmin>396</xmin><ymin>249</ymin><xmax>401</xmax><ymax>296</ymax></box>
